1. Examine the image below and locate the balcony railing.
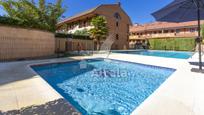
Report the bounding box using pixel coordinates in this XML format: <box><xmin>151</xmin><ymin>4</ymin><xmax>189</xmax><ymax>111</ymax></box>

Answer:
<box><xmin>129</xmin><ymin>32</ymin><xmax>198</xmax><ymax>39</ymax></box>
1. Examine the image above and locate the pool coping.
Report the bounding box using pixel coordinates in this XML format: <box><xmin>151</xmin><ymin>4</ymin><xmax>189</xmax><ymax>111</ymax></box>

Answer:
<box><xmin>111</xmin><ymin>50</ymin><xmax>193</xmax><ymax>60</ymax></box>
<box><xmin>27</xmin><ymin>59</ymin><xmax>86</xmax><ymax>114</ymax></box>
<box><xmin>111</xmin><ymin>49</ymin><xmax>194</xmax><ymax>53</ymax></box>
<box><xmin>29</xmin><ymin>58</ymin><xmax>177</xmax><ymax>114</ymax></box>
<box><xmin>106</xmin><ymin>53</ymin><xmax>204</xmax><ymax>115</ymax></box>
<box><xmin>0</xmin><ymin>53</ymin><xmax>204</xmax><ymax>115</ymax></box>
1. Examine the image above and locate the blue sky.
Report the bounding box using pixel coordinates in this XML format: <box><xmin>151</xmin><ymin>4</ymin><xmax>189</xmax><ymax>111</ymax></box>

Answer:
<box><xmin>0</xmin><ymin>0</ymin><xmax>173</xmax><ymax>24</ymax></box>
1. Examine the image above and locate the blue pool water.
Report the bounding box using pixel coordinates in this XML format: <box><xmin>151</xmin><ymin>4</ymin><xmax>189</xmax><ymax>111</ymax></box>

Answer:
<box><xmin>32</xmin><ymin>59</ymin><xmax>175</xmax><ymax>115</ymax></box>
<box><xmin>112</xmin><ymin>50</ymin><xmax>193</xmax><ymax>59</ymax></box>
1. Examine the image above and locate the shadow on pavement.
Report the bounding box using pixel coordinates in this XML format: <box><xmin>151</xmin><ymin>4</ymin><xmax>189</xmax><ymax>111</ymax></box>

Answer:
<box><xmin>0</xmin><ymin>98</ymin><xmax>81</xmax><ymax>115</ymax></box>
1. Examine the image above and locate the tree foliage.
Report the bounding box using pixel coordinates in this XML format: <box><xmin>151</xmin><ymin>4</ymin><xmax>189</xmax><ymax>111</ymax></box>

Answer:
<box><xmin>201</xmin><ymin>24</ymin><xmax>204</xmax><ymax>44</ymax></box>
<box><xmin>55</xmin><ymin>33</ymin><xmax>91</xmax><ymax>40</ymax></box>
<box><xmin>89</xmin><ymin>16</ymin><xmax>108</xmax><ymax>50</ymax></box>
<box><xmin>149</xmin><ymin>38</ymin><xmax>195</xmax><ymax>51</ymax></box>
<box><xmin>89</xmin><ymin>16</ymin><xmax>108</xmax><ymax>39</ymax></box>
<box><xmin>0</xmin><ymin>0</ymin><xmax>66</xmax><ymax>32</ymax></box>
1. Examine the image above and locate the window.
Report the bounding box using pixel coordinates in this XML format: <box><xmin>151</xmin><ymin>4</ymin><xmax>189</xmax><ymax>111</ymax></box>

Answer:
<box><xmin>116</xmin><ymin>21</ymin><xmax>119</xmax><ymax>27</ymax></box>
<box><xmin>78</xmin><ymin>21</ymin><xmax>82</xmax><ymax>28</ymax></box>
<box><xmin>176</xmin><ymin>29</ymin><xmax>180</xmax><ymax>33</ymax></box>
<box><xmin>190</xmin><ymin>28</ymin><xmax>196</xmax><ymax>32</ymax></box>
<box><xmin>83</xmin><ymin>21</ymin><xmax>86</xmax><ymax>27</ymax></box>
<box><xmin>114</xmin><ymin>12</ymin><xmax>121</xmax><ymax>21</ymax></box>
<box><xmin>116</xmin><ymin>34</ymin><xmax>119</xmax><ymax>40</ymax></box>
<box><xmin>164</xmin><ymin>30</ymin><xmax>169</xmax><ymax>33</ymax></box>
<box><xmin>171</xmin><ymin>30</ymin><xmax>175</xmax><ymax>33</ymax></box>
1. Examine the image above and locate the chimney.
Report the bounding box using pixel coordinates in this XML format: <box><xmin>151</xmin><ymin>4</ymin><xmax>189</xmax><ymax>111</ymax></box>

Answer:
<box><xmin>117</xmin><ymin>2</ymin><xmax>121</xmax><ymax>7</ymax></box>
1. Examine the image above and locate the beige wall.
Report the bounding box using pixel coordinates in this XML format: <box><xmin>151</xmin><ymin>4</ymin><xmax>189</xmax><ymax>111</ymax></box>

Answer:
<box><xmin>55</xmin><ymin>38</ymin><xmax>94</xmax><ymax>52</ymax></box>
<box><xmin>0</xmin><ymin>26</ymin><xmax>55</xmax><ymax>61</ymax></box>
<box><xmin>95</xmin><ymin>5</ymin><xmax>131</xmax><ymax>50</ymax></box>
<box><xmin>129</xmin><ymin>28</ymin><xmax>198</xmax><ymax>41</ymax></box>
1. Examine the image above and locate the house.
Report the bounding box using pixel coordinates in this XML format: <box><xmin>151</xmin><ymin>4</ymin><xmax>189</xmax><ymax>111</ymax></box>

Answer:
<box><xmin>129</xmin><ymin>21</ymin><xmax>203</xmax><ymax>48</ymax></box>
<box><xmin>56</xmin><ymin>3</ymin><xmax>132</xmax><ymax>50</ymax></box>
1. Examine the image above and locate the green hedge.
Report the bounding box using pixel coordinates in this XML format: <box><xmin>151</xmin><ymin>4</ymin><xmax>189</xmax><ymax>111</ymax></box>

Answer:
<box><xmin>55</xmin><ymin>33</ymin><xmax>92</xmax><ymax>40</ymax></box>
<box><xmin>149</xmin><ymin>38</ymin><xmax>196</xmax><ymax>51</ymax></box>
<box><xmin>0</xmin><ymin>16</ymin><xmax>51</xmax><ymax>32</ymax></box>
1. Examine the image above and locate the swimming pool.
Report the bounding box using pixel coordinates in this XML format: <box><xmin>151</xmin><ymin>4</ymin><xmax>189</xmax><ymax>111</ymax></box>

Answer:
<box><xmin>32</xmin><ymin>59</ymin><xmax>175</xmax><ymax>115</ymax></box>
<box><xmin>112</xmin><ymin>50</ymin><xmax>193</xmax><ymax>59</ymax></box>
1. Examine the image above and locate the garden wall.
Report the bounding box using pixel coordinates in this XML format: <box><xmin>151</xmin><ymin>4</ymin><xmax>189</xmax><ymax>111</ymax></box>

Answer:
<box><xmin>0</xmin><ymin>26</ymin><xmax>55</xmax><ymax>61</ymax></box>
<box><xmin>55</xmin><ymin>38</ymin><xmax>94</xmax><ymax>52</ymax></box>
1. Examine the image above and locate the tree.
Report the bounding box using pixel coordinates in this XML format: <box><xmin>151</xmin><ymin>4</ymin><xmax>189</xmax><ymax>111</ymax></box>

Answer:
<box><xmin>0</xmin><ymin>0</ymin><xmax>66</xmax><ymax>32</ymax></box>
<box><xmin>39</xmin><ymin>0</ymin><xmax>45</xmax><ymax>13</ymax></box>
<box><xmin>89</xmin><ymin>16</ymin><xmax>108</xmax><ymax>50</ymax></box>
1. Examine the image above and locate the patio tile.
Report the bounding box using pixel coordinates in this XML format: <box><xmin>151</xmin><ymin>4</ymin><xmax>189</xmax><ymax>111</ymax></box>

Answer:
<box><xmin>0</xmin><ymin>88</ymin><xmax>19</xmax><ymax>112</ymax></box>
<box><xmin>0</xmin><ymin>54</ymin><xmax>203</xmax><ymax>115</ymax></box>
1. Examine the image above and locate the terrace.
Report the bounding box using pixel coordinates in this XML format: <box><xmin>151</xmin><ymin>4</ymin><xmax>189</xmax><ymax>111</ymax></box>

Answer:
<box><xmin>129</xmin><ymin>21</ymin><xmax>200</xmax><ymax>40</ymax></box>
<box><xmin>0</xmin><ymin>0</ymin><xmax>204</xmax><ymax>115</ymax></box>
<box><xmin>0</xmin><ymin>53</ymin><xmax>204</xmax><ymax>115</ymax></box>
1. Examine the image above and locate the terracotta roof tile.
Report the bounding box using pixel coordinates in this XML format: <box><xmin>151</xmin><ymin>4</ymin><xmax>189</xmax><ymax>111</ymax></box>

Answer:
<box><xmin>130</xmin><ymin>21</ymin><xmax>204</xmax><ymax>32</ymax></box>
<box><xmin>57</xmin><ymin>4</ymin><xmax>121</xmax><ymax>26</ymax></box>
<box><xmin>57</xmin><ymin>7</ymin><xmax>98</xmax><ymax>26</ymax></box>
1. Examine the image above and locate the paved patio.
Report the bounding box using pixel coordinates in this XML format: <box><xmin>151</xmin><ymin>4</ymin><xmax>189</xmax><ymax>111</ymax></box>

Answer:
<box><xmin>0</xmin><ymin>53</ymin><xmax>203</xmax><ymax>115</ymax></box>
<box><xmin>0</xmin><ymin>57</ymin><xmax>84</xmax><ymax>115</ymax></box>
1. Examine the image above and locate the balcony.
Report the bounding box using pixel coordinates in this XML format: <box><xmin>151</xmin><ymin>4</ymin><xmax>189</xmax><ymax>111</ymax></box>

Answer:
<box><xmin>175</xmin><ymin>33</ymin><xmax>197</xmax><ymax>37</ymax></box>
<box><xmin>129</xmin><ymin>32</ymin><xmax>198</xmax><ymax>40</ymax></box>
<box><xmin>67</xmin><ymin>25</ymin><xmax>94</xmax><ymax>34</ymax></box>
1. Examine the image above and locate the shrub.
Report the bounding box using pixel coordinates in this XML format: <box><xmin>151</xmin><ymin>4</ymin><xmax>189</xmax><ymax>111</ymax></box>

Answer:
<box><xmin>149</xmin><ymin>38</ymin><xmax>195</xmax><ymax>51</ymax></box>
<box><xmin>55</xmin><ymin>33</ymin><xmax>91</xmax><ymax>40</ymax></box>
<box><xmin>0</xmin><ymin>16</ymin><xmax>50</xmax><ymax>31</ymax></box>
<box><xmin>0</xmin><ymin>0</ymin><xmax>65</xmax><ymax>32</ymax></box>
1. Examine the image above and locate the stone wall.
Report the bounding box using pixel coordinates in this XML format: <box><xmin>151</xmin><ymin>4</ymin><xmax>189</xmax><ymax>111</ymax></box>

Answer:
<box><xmin>0</xmin><ymin>26</ymin><xmax>55</xmax><ymax>61</ymax></box>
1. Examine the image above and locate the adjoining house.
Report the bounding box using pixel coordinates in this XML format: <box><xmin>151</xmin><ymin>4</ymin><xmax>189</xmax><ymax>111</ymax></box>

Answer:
<box><xmin>129</xmin><ymin>21</ymin><xmax>203</xmax><ymax>48</ymax></box>
<box><xmin>56</xmin><ymin>3</ymin><xmax>132</xmax><ymax>50</ymax></box>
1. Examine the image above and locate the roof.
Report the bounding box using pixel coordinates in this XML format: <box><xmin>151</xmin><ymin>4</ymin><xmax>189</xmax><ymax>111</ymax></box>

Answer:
<box><xmin>57</xmin><ymin>3</ymin><xmax>132</xmax><ymax>26</ymax></box>
<box><xmin>57</xmin><ymin>4</ymin><xmax>118</xmax><ymax>26</ymax></box>
<box><xmin>130</xmin><ymin>21</ymin><xmax>204</xmax><ymax>32</ymax></box>
<box><xmin>57</xmin><ymin>6</ymin><xmax>99</xmax><ymax>26</ymax></box>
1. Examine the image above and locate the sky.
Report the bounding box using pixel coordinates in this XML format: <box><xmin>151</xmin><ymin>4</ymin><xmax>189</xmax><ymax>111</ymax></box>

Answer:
<box><xmin>0</xmin><ymin>0</ymin><xmax>173</xmax><ymax>24</ymax></box>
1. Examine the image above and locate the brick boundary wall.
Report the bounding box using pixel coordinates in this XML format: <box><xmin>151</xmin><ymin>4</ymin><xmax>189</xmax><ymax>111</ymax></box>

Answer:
<box><xmin>0</xmin><ymin>26</ymin><xmax>55</xmax><ymax>61</ymax></box>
